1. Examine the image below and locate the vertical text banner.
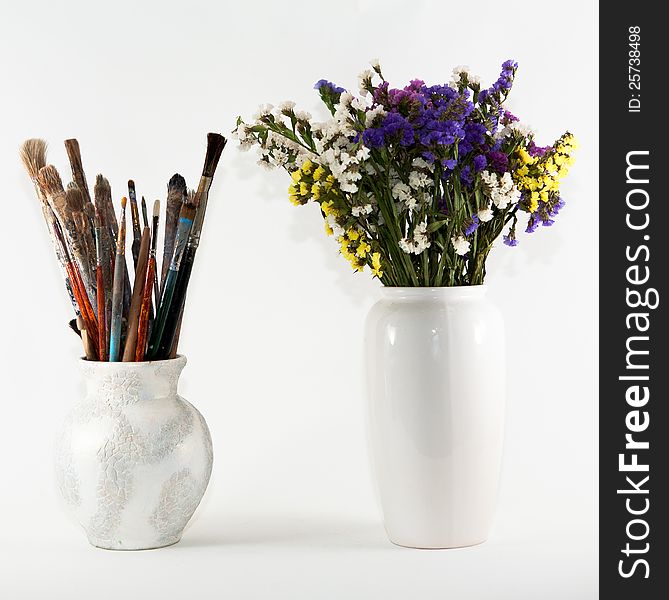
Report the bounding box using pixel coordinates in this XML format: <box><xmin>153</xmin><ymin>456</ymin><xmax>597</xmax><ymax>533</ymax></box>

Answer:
<box><xmin>600</xmin><ymin>4</ymin><xmax>666</xmax><ymax>598</ymax></box>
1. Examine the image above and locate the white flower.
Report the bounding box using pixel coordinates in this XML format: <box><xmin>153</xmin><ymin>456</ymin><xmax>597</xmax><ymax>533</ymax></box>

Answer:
<box><xmin>451</xmin><ymin>235</ymin><xmax>471</xmax><ymax>256</ymax></box>
<box><xmin>365</xmin><ymin>105</ymin><xmax>386</xmax><ymax>126</ymax></box>
<box><xmin>478</xmin><ymin>206</ymin><xmax>494</xmax><ymax>222</ymax></box>
<box><xmin>409</xmin><ymin>170</ymin><xmax>431</xmax><ymax>190</ymax></box>
<box><xmin>327</xmin><ymin>214</ymin><xmax>345</xmax><ymax>238</ymax></box>
<box><xmin>278</xmin><ymin>100</ymin><xmax>296</xmax><ymax>113</ymax></box>
<box><xmin>352</xmin><ymin>204</ymin><xmax>373</xmax><ymax>217</ymax></box>
<box><xmin>400</xmin><ymin>219</ymin><xmax>431</xmax><ymax>255</ymax></box>
<box><xmin>450</xmin><ymin>65</ymin><xmax>481</xmax><ymax>87</ymax></box>
<box><xmin>253</xmin><ymin>103</ymin><xmax>274</xmax><ymax>121</ymax></box>
<box><xmin>480</xmin><ymin>170</ymin><xmax>521</xmax><ymax>210</ymax></box>
<box><xmin>370</xmin><ymin>58</ymin><xmax>381</xmax><ymax>70</ymax></box>
<box><xmin>257</xmin><ymin>158</ymin><xmax>275</xmax><ymax>171</ymax></box>
<box><xmin>295</xmin><ymin>110</ymin><xmax>312</xmax><ymax>121</ymax></box>
<box><xmin>411</xmin><ymin>157</ymin><xmax>432</xmax><ymax>171</ymax></box>
<box><xmin>358</xmin><ymin>69</ymin><xmax>374</xmax><ymax>96</ymax></box>
<box><xmin>496</xmin><ymin>120</ymin><xmax>534</xmax><ymax>140</ymax></box>
<box><xmin>392</xmin><ymin>182</ymin><xmax>415</xmax><ymax>209</ymax></box>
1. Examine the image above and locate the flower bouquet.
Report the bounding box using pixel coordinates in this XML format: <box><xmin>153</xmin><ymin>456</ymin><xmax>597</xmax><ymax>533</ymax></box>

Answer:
<box><xmin>235</xmin><ymin>60</ymin><xmax>576</xmax><ymax>287</ymax></box>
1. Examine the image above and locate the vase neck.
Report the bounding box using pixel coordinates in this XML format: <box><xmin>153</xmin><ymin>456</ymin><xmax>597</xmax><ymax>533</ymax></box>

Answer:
<box><xmin>80</xmin><ymin>356</ymin><xmax>187</xmax><ymax>404</ymax></box>
<box><xmin>380</xmin><ymin>285</ymin><xmax>488</xmax><ymax>302</ymax></box>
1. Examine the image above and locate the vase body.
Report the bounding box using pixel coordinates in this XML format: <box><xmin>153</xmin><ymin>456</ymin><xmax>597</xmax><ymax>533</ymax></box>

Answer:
<box><xmin>55</xmin><ymin>355</ymin><xmax>213</xmax><ymax>550</ymax></box>
<box><xmin>365</xmin><ymin>286</ymin><xmax>505</xmax><ymax>549</ymax></box>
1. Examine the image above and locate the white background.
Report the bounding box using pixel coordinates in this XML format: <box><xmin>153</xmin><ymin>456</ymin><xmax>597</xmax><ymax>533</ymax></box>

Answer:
<box><xmin>0</xmin><ymin>1</ymin><xmax>598</xmax><ymax>598</ymax></box>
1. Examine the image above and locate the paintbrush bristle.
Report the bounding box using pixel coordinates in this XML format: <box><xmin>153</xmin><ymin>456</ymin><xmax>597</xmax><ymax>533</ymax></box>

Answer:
<box><xmin>20</xmin><ymin>139</ymin><xmax>48</xmax><ymax>181</ymax></box>
<box><xmin>153</xmin><ymin>199</ymin><xmax>160</xmax><ymax>217</ymax></box>
<box><xmin>65</xmin><ymin>183</ymin><xmax>85</xmax><ymax>211</ymax></box>
<box><xmin>37</xmin><ymin>165</ymin><xmax>65</xmax><ymax>196</ymax></box>
<box><xmin>187</xmin><ymin>189</ymin><xmax>196</xmax><ymax>202</ymax></box>
<box><xmin>203</xmin><ymin>133</ymin><xmax>227</xmax><ymax>178</ymax></box>
<box><xmin>168</xmin><ymin>174</ymin><xmax>187</xmax><ymax>193</ymax></box>
<box><xmin>94</xmin><ymin>174</ymin><xmax>111</xmax><ymax>198</ymax></box>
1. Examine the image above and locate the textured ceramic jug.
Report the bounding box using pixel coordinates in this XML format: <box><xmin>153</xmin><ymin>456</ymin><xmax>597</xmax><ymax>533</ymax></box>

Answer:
<box><xmin>55</xmin><ymin>355</ymin><xmax>213</xmax><ymax>550</ymax></box>
<box><xmin>365</xmin><ymin>286</ymin><xmax>505</xmax><ymax>549</ymax></box>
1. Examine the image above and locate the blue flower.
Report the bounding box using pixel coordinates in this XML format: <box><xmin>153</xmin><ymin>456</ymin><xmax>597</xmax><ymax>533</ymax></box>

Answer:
<box><xmin>473</xmin><ymin>154</ymin><xmax>487</xmax><ymax>172</ymax></box>
<box><xmin>464</xmin><ymin>214</ymin><xmax>480</xmax><ymax>236</ymax></box>
<box><xmin>314</xmin><ymin>79</ymin><xmax>345</xmax><ymax>94</ymax></box>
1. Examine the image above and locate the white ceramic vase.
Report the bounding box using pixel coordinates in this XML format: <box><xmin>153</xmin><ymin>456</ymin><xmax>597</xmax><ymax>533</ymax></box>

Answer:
<box><xmin>365</xmin><ymin>286</ymin><xmax>505</xmax><ymax>549</ymax></box>
<box><xmin>55</xmin><ymin>355</ymin><xmax>213</xmax><ymax>550</ymax></box>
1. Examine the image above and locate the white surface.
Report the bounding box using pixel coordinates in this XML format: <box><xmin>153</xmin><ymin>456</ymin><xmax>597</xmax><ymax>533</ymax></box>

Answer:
<box><xmin>365</xmin><ymin>286</ymin><xmax>505</xmax><ymax>548</ymax></box>
<box><xmin>0</xmin><ymin>0</ymin><xmax>597</xmax><ymax>598</ymax></box>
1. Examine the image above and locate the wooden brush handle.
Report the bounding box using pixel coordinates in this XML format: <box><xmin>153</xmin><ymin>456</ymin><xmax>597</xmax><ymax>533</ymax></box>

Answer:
<box><xmin>67</xmin><ymin>262</ymin><xmax>98</xmax><ymax>360</ymax></box>
<box><xmin>135</xmin><ymin>257</ymin><xmax>156</xmax><ymax>362</ymax></box>
<box><xmin>96</xmin><ymin>266</ymin><xmax>107</xmax><ymax>361</ymax></box>
<box><xmin>122</xmin><ymin>228</ymin><xmax>150</xmax><ymax>361</ymax></box>
<box><xmin>109</xmin><ymin>252</ymin><xmax>126</xmax><ymax>362</ymax></box>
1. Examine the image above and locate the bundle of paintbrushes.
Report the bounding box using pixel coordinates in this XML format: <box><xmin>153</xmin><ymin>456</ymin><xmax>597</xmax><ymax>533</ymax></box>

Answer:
<box><xmin>21</xmin><ymin>133</ymin><xmax>227</xmax><ymax>362</ymax></box>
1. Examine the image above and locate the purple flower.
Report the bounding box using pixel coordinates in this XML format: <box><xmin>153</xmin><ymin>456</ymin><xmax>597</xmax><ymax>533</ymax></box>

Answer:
<box><xmin>363</xmin><ymin>112</ymin><xmax>414</xmax><ymax>148</ymax></box>
<box><xmin>528</xmin><ymin>141</ymin><xmax>550</xmax><ymax>157</ymax></box>
<box><xmin>442</xmin><ymin>158</ymin><xmax>457</xmax><ymax>169</ymax></box>
<box><xmin>503</xmin><ymin>234</ymin><xmax>519</xmax><ymax>246</ymax></box>
<box><xmin>473</xmin><ymin>154</ymin><xmax>487</xmax><ymax>172</ymax></box>
<box><xmin>464</xmin><ymin>214</ymin><xmax>480</xmax><ymax>236</ymax></box>
<box><xmin>486</xmin><ymin>150</ymin><xmax>509</xmax><ymax>173</ymax></box>
<box><xmin>479</xmin><ymin>61</ymin><xmax>518</xmax><ymax>103</ymax></box>
<box><xmin>525</xmin><ymin>217</ymin><xmax>541</xmax><ymax>233</ymax></box>
<box><xmin>314</xmin><ymin>79</ymin><xmax>345</xmax><ymax>94</ymax></box>
<box><xmin>460</xmin><ymin>165</ymin><xmax>474</xmax><ymax>187</ymax></box>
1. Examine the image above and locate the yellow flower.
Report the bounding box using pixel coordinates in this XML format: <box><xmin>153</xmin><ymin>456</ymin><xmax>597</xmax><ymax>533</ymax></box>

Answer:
<box><xmin>289</xmin><ymin>195</ymin><xmax>301</xmax><ymax>206</ymax></box>
<box><xmin>313</xmin><ymin>166</ymin><xmax>326</xmax><ymax>181</ymax></box>
<box><xmin>347</xmin><ymin>228</ymin><xmax>360</xmax><ymax>241</ymax></box>
<box><xmin>299</xmin><ymin>182</ymin><xmax>309</xmax><ymax>196</ymax></box>
<box><xmin>324</xmin><ymin>221</ymin><xmax>333</xmax><ymax>236</ymax></box>
<box><xmin>311</xmin><ymin>182</ymin><xmax>321</xmax><ymax>200</ymax></box>
<box><xmin>291</xmin><ymin>170</ymin><xmax>302</xmax><ymax>183</ymax></box>
<box><xmin>301</xmin><ymin>159</ymin><xmax>314</xmax><ymax>175</ymax></box>
<box><xmin>518</xmin><ymin>148</ymin><xmax>534</xmax><ymax>165</ymax></box>
<box><xmin>356</xmin><ymin>242</ymin><xmax>371</xmax><ymax>258</ymax></box>
<box><xmin>321</xmin><ymin>200</ymin><xmax>335</xmax><ymax>216</ymax></box>
<box><xmin>288</xmin><ymin>184</ymin><xmax>298</xmax><ymax>195</ymax></box>
<box><xmin>371</xmin><ymin>252</ymin><xmax>383</xmax><ymax>277</ymax></box>
<box><xmin>529</xmin><ymin>192</ymin><xmax>539</xmax><ymax>212</ymax></box>
<box><xmin>324</xmin><ymin>175</ymin><xmax>335</xmax><ymax>191</ymax></box>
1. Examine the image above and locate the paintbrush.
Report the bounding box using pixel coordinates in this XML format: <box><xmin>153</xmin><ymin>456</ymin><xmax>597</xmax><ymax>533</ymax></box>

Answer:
<box><xmin>39</xmin><ymin>165</ymin><xmax>97</xmax><ymax>305</ymax></box>
<box><xmin>169</xmin><ymin>188</ymin><xmax>195</xmax><ymax>356</ymax></box>
<box><xmin>122</xmin><ymin>227</ymin><xmax>150</xmax><ymax>361</ymax></box>
<box><xmin>128</xmin><ymin>180</ymin><xmax>141</xmax><ymax>269</ymax></box>
<box><xmin>151</xmin><ymin>200</ymin><xmax>161</xmax><ymax>310</ymax></box>
<box><xmin>141</xmin><ymin>196</ymin><xmax>149</xmax><ymax>228</ymax></box>
<box><xmin>51</xmin><ymin>213</ymin><xmax>99</xmax><ymax>357</ymax></box>
<box><xmin>20</xmin><ymin>139</ymin><xmax>81</xmax><ymax>318</ymax></box>
<box><xmin>109</xmin><ymin>197</ymin><xmax>127</xmax><ymax>361</ymax></box>
<box><xmin>145</xmin><ymin>200</ymin><xmax>196</xmax><ymax>359</ymax></box>
<box><xmin>136</xmin><ymin>200</ymin><xmax>160</xmax><ymax>361</ymax></box>
<box><xmin>94</xmin><ymin>211</ymin><xmax>107</xmax><ymax>361</ymax></box>
<box><xmin>93</xmin><ymin>175</ymin><xmax>115</xmax><ymax>348</ymax></box>
<box><xmin>162</xmin><ymin>174</ymin><xmax>187</xmax><ymax>291</ymax></box>
<box><xmin>77</xmin><ymin>316</ymin><xmax>96</xmax><ymax>361</ymax></box>
<box><xmin>154</xmin><ymin>133</ymin><xmax>227</xmax><ymax>358</ymax></box>
<box><xmin>95</xmin><ymin>175</ymin><xmax>131</xmax><ymax>322</ymax></box>
<box><xmin>66</xmin><ymin>182</ymin><xmax>97</xmax><ymax>297</ymax></box>
<box><xmin>69</xmin><ymin>319</ymin><xmax>81</xmax><ymax>338</ymax></box>
<box><xmin>64</xmin><ymin>139</ymin><xmax>93</xmax><ymax>208</ymax></box>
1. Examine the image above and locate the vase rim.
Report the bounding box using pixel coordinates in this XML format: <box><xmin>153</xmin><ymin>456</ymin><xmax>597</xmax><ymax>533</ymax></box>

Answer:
<box><xmin>78</xmin><ymin>354</ymin><xmax>187</xmax><ymax>370</ymax></box>
<box><xmin>381</xmin><ymin>285</ymin><xmax>487</xmax><ymax>298</ymax></box>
